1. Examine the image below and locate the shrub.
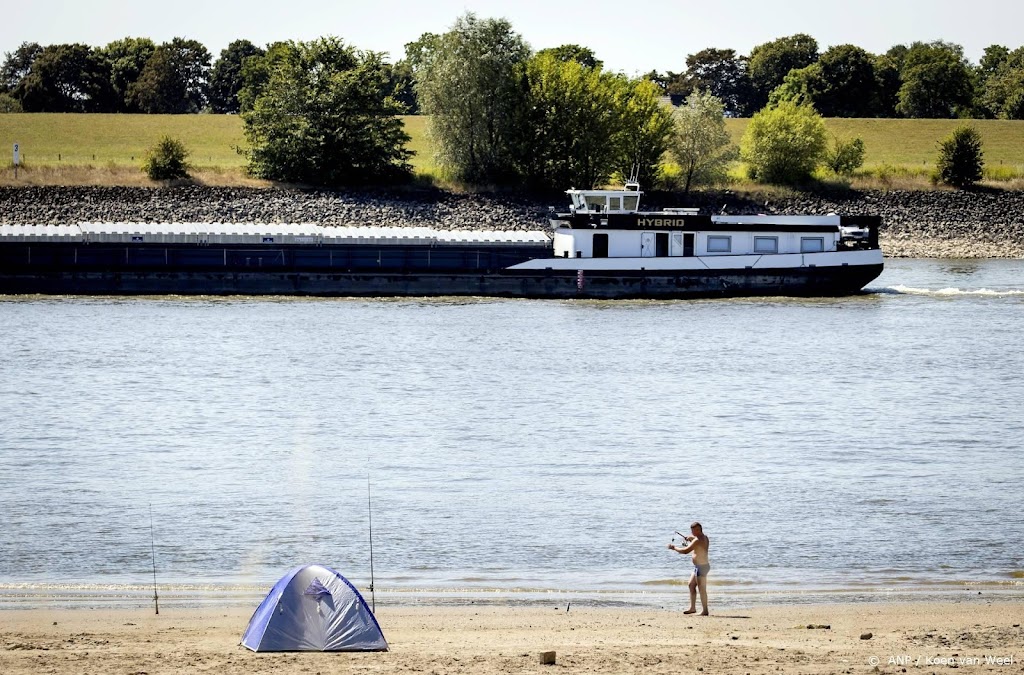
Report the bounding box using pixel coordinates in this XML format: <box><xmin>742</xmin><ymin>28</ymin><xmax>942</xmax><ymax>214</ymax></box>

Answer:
<box><xmin>824</xmin><ymin>137</ymin><xmax>865</xmax><ymax>175</ymax></box>
<box><xmin>936</xmin><ymin>125</ymin><xmax>984</xmax><ymax>188</ymax></box>
<box><xmin>740</xmin><ymin>101</ymin><xmax>827</xmax><ymax>184</ymax></box>
<box><xmin>0</xmin><ymin>93</ymin><xmax>23</xmax><ymax>113</ymax></box>
<box><xmin>143</xmin><ymin>135</ymin><xmax>190</xmax><ymax>180</ymax></box>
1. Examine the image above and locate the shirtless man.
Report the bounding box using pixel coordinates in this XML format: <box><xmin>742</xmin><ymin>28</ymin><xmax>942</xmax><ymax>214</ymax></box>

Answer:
<box><xmin>667</xmin><ymin>521</ymin><xmax>710</xmax><ymax>615</ymax></box>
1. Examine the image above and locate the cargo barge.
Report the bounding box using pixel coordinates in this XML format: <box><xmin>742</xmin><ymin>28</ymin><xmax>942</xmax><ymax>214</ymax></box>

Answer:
<box><xmin>0</xmin><ymin>185</ymin><xmax>883</xmax><ymax>298</ymax></box>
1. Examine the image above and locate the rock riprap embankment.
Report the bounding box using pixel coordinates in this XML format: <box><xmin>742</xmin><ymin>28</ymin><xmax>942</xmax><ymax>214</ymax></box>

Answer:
<box><xmin>1</xmin><ymin>185</ymin><xmax>1022</xmax><ymax>258</ymax></box>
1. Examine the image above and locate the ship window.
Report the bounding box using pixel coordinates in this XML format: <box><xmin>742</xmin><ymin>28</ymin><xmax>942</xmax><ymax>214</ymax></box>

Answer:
<box><xmin>585</xmin><ymin>196</ymin><xmax>606</xmax><ymax>212</ymax></box>
<box><xmin>753</xmin><ymin>236</ymin><xmax>778</xmax><ymax>254</ymax></box>
<box><xmin>623</xmin><ymin>196</ymin><xmax>639</xmax><ymax>211</ymax></box>
<box><xmin>707</xmin><ymin>235</ymin><xmax>731</xmax><ymax>253</ymax></box>
<box><xmin>801</xmin><ymin>237</ymin><xmax>825</xmax><ymax>253</ymax></box>
<box><xmin>609</xmin><ymin>197</ymin><xmax>621</xmax><ymax>211</ymax></box>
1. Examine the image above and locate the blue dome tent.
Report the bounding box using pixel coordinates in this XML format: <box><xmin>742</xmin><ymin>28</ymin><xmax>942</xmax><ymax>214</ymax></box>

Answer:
<box><xmin>241</xmin><ymin>564</ymin><xmax>387</xmax><ymax>652</ymax></box>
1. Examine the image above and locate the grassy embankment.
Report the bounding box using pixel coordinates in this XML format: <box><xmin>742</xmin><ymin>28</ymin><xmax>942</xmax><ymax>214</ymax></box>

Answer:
<box><xmin>0</xmin><ymin>113</ymin><xmax>1022</xmax><ymax>189</ymax></box>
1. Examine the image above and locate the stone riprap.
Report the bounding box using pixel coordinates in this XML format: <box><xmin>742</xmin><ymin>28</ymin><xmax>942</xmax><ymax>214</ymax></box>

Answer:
<box><xmin>1</xmin><ymin>185</ymin><xmax>1022</xmax><ymax>258</ymax></box>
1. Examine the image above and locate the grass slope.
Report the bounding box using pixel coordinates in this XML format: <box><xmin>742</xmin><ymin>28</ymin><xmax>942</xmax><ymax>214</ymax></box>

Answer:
<box><xmin>1</xmin><ymin>113</ymin><xmax>1021</xmax><ymax>183</ymax></box>
<box><xmin>725</xmin><ymin>118</ymin><xmax>1024</xmax><ymax>169</ymax></box>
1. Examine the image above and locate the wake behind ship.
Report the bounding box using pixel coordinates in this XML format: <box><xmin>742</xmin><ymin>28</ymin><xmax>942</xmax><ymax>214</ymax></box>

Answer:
<box><xmin>0</xmin><ymin>184</ymin><xmax>883</xmax><ymax>299</ymax></box>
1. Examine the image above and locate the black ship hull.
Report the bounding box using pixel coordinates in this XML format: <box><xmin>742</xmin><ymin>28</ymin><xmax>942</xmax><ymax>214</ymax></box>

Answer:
<box><xmin>0</xmin><ymin>241</ymin><xmax>882</xmax><ymax>298</ymax></box>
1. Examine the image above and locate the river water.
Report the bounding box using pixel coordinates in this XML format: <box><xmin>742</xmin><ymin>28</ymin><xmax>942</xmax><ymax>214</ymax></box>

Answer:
<box><xmin>1</xmin><ymin>258</ymin><xmax>1022</xmax><ymax>608</ymax></box>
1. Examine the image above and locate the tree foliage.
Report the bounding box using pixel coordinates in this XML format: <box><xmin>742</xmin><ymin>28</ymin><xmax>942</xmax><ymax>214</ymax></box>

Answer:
<box><xmin>237</xmin><ymin>41</ymin><xmax>290</xmax><ymax>113</ymax></box>
<box><xmin>143</xmin><ymin>135</ymin><xmax>191</xmax><ymax>180</ymax></box>
<box><xmin>824</xmin><ymin>136</ymin><xmax>866</xmax><ymax>175</ymax></box>
<box><xmin>5</xmin><ymin>28</ymin><xmax>1024</xmax><ymax>128</ymax></box>
<box><xmin>14</xmin><ymin>43</ymin><xmax>112</xmax><ymax>112</ymax></box>
<box><xmin>812</xmin><ymin>45</ymin><xmax>879</xmax><ymax>117</ymax></box>
<box><xmin>613</xmin><ymin>78</ymin><xmax>675</xmax><ymax>188</ymax></box>
<box><xmin>936</xmin><ymin>125</ymin><xmax>984</xmax><ymax>187</ymax></box>
<box><xmin>1</xmin><ymin>42</ymin><xmax>42</xmax><ymax>92</ymax></box>
<box><xmin>127</xmin><ymin>38</ymin><xmax>211</xmax><ymax>113</ymax></box>
<box><xmin>747</xmin><ymin>34</ymin><xmax>819</xmax><ymax>106</ymax></box>
<box><xmin>536</xmin><ymin>44</ymin><xmax>601</xmax><ymax>69</ymax></box>
<box><xmin>512</xmin><ymin>53</ymin><xmax>623</xmax><ymax>189</ymax></box>
<box><xmin>509</xmin><ymin>55</ymin><xmax>671</xmax><ymax>190</ymax></box>
<box><xmin>668</xmin><ymin>90</ymin><xmax>737</xmax><ymax>193</ymax></box>
<box><xmin>683</xmin><ymin>48</ymin><xmax>755</xmax><ymax>116</ymax></box>
<box><xmin>873</xmin><ymin>50</ymin><xmax>903</xmax><ymax>117</ymax></box>
<box><xmin>769</xmin><ymin>45</ymin><xmax>880</xmax><ymax>117</ymax></box>
<box><xmin>209</xmin><ymin>40</ymin><xmax>264</xmax><ymax>113</ymax></box>
<box><xmin>415</xmin><ymin>13</ymin><xmax>530</xmax><ymax>184</ymax></box>
<box><xmin>0</xmin><ymin>92</ymin><xmax>22</xmax><ymax>112</ymax></box>
<box><xmin>387</xmin><ymin>33</ymin><xmax>441</xmax><ymax>115</ymax></box>
<box><xmin>740</xmin><ymin>101</ymin><xmax>827</xmax><ymax>184</ymax></box>
<box><xmin>99</xmin><ymin>37</ymin><xmax>155</xmax><ymax>112</ymax></box>
<box><xmin>978</xmin><ymin>46</ymin><xmax>1024</xmax><ymax>119</ymax></box>
<box><xmin>896</xmin><ymin>41</ymin><xmax>973</xmax><ymax>118</ymax></box>
<box><xmin>242</xmin><ymin>37</ymin><xmax>412</xmax><ymax>186</ymax></box>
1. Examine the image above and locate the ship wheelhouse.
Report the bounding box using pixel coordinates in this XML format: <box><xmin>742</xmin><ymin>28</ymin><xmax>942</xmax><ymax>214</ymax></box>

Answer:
<box><xmin>549</xmin><ymin>186</ymin><xmax>879</xmax><ymax>261</ymax></box>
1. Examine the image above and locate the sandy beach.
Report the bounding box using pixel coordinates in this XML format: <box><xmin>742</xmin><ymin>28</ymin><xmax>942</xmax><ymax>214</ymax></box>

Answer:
<box><xmin>2</xmin><ymin>600</ymin><xmax>1021</xmax><ymax>674</ymax></box>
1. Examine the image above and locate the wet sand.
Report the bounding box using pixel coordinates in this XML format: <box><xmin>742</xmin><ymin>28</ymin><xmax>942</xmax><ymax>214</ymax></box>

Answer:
<box><xmin>2</xmin><ymin>600</ymin><xmax>1021</xmax><ymax>674</ymax></box>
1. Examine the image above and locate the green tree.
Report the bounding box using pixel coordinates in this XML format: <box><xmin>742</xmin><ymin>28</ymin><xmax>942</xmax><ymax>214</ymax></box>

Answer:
<box><xmin>767</xmin><ymin>64</ymin><xmax>818</xmax><ymax>107</ymax></box>
<box><xmin>127</xmin><ymin>38</ymin><xmax>211</xmax><ymax>113</ymax></box>
<box><xmin>388</xmin><ymin>59</ymin><xmax>417</xmax><ymax>113</ymax></box>
<box><xmin>613</xmin><ymin>78</ymin><xmax>675</xmax><ymax>188</ymax></box>
<box><xmin>143</xmin><ymin>135</ymin><xmax>191</xmax><ymax>180</ymax></box>
<box><xmin>936</xmin><ymin>125</ymin><xmax>984</xmax><ymax>187</ymax></box>
<box><xmin>403</xmin><ymin>32</ymin><xmax>441</xmax><ymax>72</ymax></box>
<box><xmin>873</xmin><ymin>50</ymin><xmax>903</xmax><ymax>117</ymax></box>
<box><xmin>979</xmin><ymin>47</ymin><xmax>1024</xmax><ymax>119</ymax></box>
<box><xmin>209</xmin><ymin>39</ymin><xmax>264</xmax><ymax>113</ymax></box>
<box><xmin>668</xmin><ymin>90</ymin><xmax>737</xmax><ymax>193</ymax></box>
<box><xmin>740</xmin><ymin>101</ymin><xmax>827</xmax><ymax>184</ymax></box>
<box><xmin>824</xmin><ymin>136</ymin><xmax>866</xmax><ymax>175</ymax></box>
<box><xmin>14</xmin><ymin>43</ymin><xmax>113</xmax><ymax>112</ymax></box>
<box><xmin>387</xmin><ymin>33</ymin><xmax>441</xmax><ymax>115</ymax></box>
<box><xmin>242</xmin><ymin>37</ymin><xmax>412</xmax><ymax>186</ymax></box>
<box><xmin>512</xmin><ymin>53</ymin><xmax>623</xmax><ymax>189</ymax></box>
<box><xmin>683</xmin><ymin>48</ymin><xmax>756</xmax><ymax>116</ymax></box>
<box><xmin>896</xmin><ymin>41</ymin><xmax>973</xmax><ymax>118</ymax></box>
<box><xmin>1</xmin><ymin>42</ymin><xmax>42</xmax><ymax>92</ymax></box>
<box><xmin>769</xmin><ymin>45</ymin><xmax>879</xmax><ymax>117</ymax></box>
<box><xmin>664</xmin><ymin>70</ymin><xmax>694</xmax><ymax>95</ymax></box>
<box><xmin>415</xmin><ymin>13</ymin><xmax>531</xmax><ymax>184</ymax></box>
<box><xmin>536</xmin><ymin>44</ymin><xmax>601</xmax><ymax>69</ymax></box>
<box><xmin>813</xmin><ymin>45</ymin><xmax>879</xmax><ymax>117</ymax></box>
<box><xmin>99</xmin><ymin>37</ymin><xmax>155</xmax><ymax>112</ymax></box>
<box><xmin>973</xmin><ymin>45</ymin><xmax>1008</xmax><ymax>118</ymax></box>
<box><xmin>979</xmin><ymin>45</ymin><xmax>1010</xmax><ymax>77</ymax></box>
<box><xmin>747</xmin><ymin>34</ymin><xmax>819</xmax><ymax>107</ymax></box>
<box><xmin>237</xmin><ymin>41</ymin><xmax>290</xmax><ymax>113</ymax></box>
<box><xmin>641</xmin><ymin>70</ymin><xmax>671</xmax><ymax>94</ymax></box>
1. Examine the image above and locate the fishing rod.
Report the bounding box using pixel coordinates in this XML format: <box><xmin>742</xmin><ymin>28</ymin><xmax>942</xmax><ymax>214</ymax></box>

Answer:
<box><xmin>367</xmin><ymin>474</ymin><xmax>376</xmax><ymax>613</ymax></box>
<box><xmin>149</xmin><ymin>503</ymin><xmax>159</xmax><ymax>615</ymax></box>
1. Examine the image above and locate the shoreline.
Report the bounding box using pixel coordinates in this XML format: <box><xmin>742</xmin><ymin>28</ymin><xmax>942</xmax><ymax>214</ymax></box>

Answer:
<box><xmin>1</xmin><ymin>600</ymin><xmax>1020</xmax><ymax>674</ymax></box>
<box><xmin>1</xmin><ymin>185</ymin><xmax>1023</xmax><ymax>259</ymax></box>
<box><xmin>3</xmin><ymin>581</ymin><xmax>1021</xmax><ymax>611</ymax></box>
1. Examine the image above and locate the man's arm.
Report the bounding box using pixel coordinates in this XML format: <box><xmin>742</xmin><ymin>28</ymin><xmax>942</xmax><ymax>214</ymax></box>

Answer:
<box><xmin>667</xmin><ymin>540</ymin><xmax>697</xmax><ymax>554</ymax></box>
